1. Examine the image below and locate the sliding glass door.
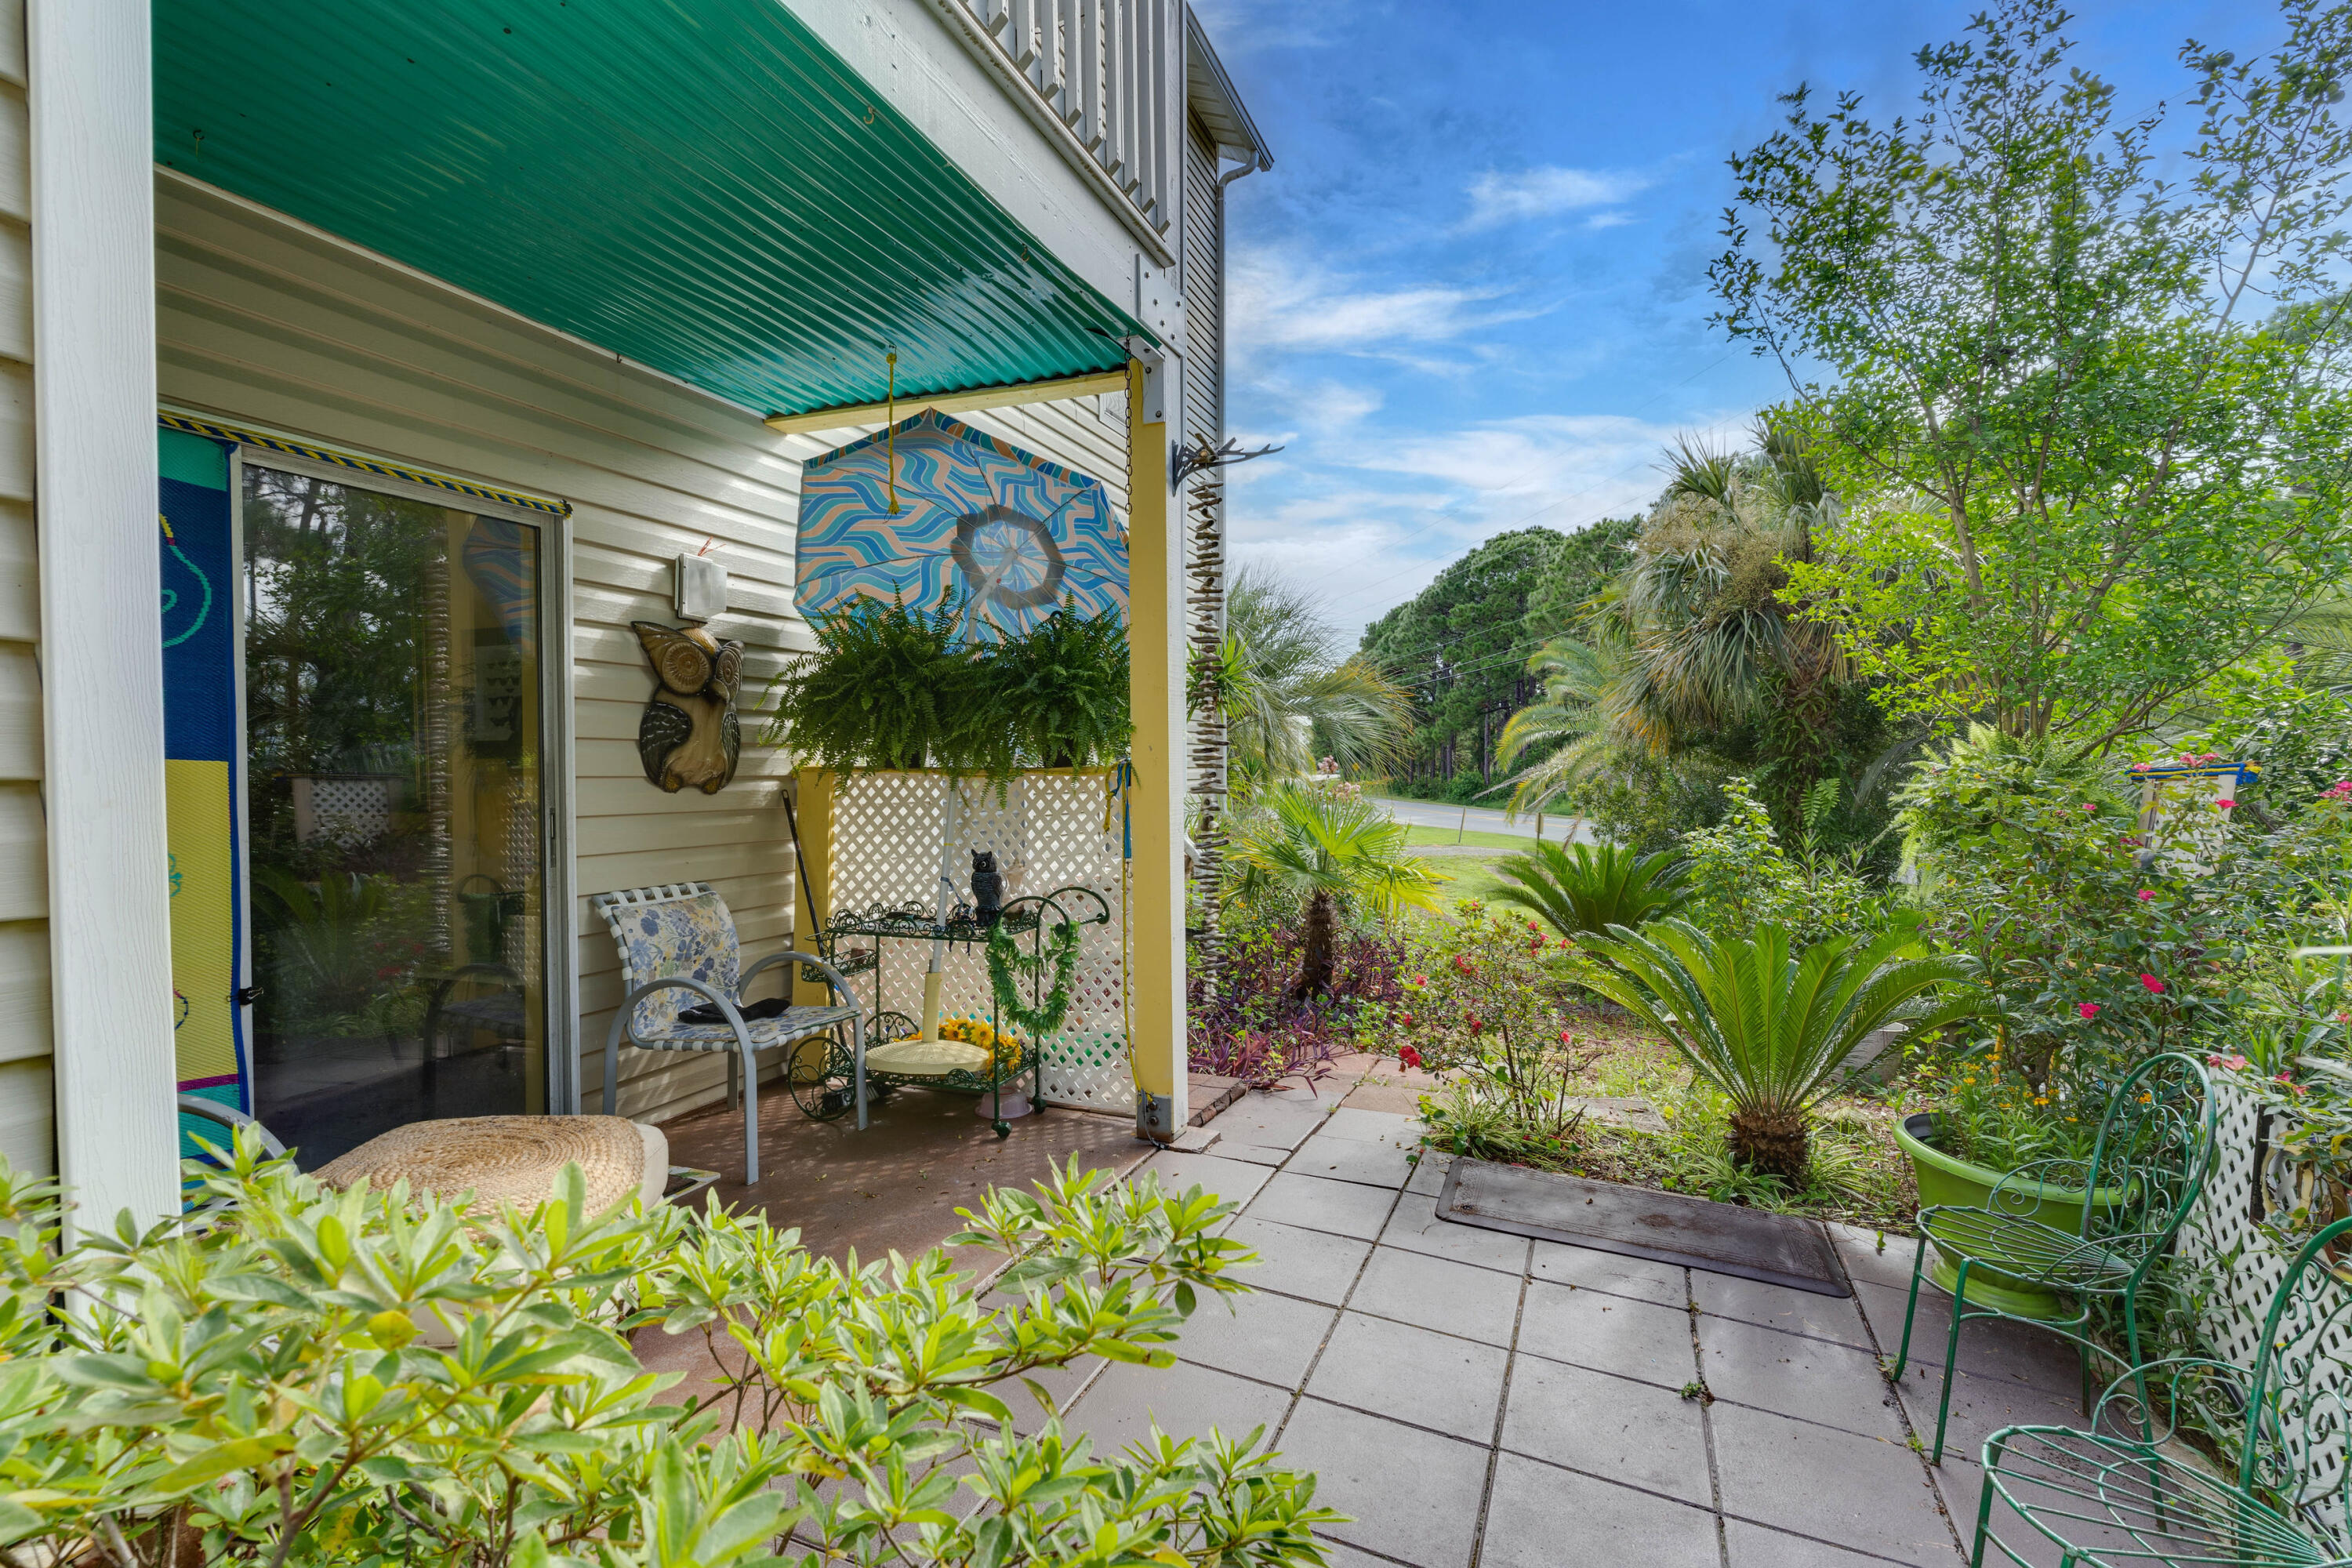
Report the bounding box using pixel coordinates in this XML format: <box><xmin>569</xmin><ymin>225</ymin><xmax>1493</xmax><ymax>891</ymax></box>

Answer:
<box><xmin>241</xmin><ymin>463</ymin><xmax>548</xmax><ymax>1167</ymax></box>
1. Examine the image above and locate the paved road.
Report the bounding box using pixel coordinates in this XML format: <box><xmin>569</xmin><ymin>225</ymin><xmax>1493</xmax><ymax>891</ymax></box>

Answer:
<box><xmin>1367</xmin><ymin>793</ymin><xmax>1594</xmax><ymax>844</ymax></box>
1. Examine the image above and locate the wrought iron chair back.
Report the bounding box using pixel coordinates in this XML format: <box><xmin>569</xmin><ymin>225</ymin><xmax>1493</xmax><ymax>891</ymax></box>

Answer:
<box><xmin>2241</xmin><ymin>1217</ymin><xmax>2352</xmax><ymax>1534</ymax></box>
<box><xmin>2074</xmin><ymin>1052</ymin><xmax>2222</xmax><ymax>1269</ymax></box>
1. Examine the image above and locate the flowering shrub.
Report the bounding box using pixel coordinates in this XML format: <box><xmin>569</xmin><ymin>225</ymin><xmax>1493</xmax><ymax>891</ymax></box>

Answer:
<box><xmin>1404</xmin><ymin>902</ymin><xmax>1599</xmax><ymax>1163</ymax></box>
<box><xmin>1188</xmin><ymin>915</ymin><xmax>1406</xmax><ymax>1087</ymax></box>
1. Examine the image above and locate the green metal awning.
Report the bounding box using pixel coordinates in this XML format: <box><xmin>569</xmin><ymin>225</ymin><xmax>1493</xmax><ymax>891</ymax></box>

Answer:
<box><xmin>153</xmin><ymin>0</ymin><xmax>1145</xmax><ymax>418</ymax></box>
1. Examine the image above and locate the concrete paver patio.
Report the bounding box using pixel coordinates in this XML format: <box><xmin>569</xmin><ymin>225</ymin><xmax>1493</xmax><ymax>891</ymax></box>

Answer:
<box><xmin>1050</xmin><ymin>1103</ymin><xmax>2092</xmax><ymax>1568</ymax></box>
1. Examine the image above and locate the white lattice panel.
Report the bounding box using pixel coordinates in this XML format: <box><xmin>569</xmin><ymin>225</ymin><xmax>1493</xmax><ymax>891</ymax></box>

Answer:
<box><xmin>828</xmin><ymin>771</ymin><xmax>1131</xmax><ymax>1111</ymax></box>
<box><xmin>2177</xmin><ymin>1077</ymin><xmax>2351</xmax><ymax>1551</ymax></box>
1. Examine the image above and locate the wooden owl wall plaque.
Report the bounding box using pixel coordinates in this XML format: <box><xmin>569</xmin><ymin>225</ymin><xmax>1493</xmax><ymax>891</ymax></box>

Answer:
<box><xmin>632</xmin><ymin>621</ymin><xmax>743</xmax><ymax>794</ymax></box>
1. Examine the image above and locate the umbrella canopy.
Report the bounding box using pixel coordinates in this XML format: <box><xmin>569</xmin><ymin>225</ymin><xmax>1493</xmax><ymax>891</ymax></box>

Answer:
<box><xmin>795</xmin><ymin>409</ymin><xmax>1127</xmax><ymax>641</ymax></box>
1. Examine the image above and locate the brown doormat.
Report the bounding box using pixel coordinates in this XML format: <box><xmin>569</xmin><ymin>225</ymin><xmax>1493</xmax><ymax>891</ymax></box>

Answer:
<box><xmin>1439</xmin><ymin>1158</ymin><xmax>1847</xmax><ymax>1296</ymax></box>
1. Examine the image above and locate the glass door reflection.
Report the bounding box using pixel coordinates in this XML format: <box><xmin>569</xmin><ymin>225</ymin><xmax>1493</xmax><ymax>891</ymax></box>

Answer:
<box><xmin>242</xmin><ymin>463</ymin><xmax>546</xmax><ymax>1167</ymax></box>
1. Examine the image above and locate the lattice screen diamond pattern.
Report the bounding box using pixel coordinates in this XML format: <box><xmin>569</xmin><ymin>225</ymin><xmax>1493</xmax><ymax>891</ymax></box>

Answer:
<box><xmin>2176</xmin><ymin>1077</ymin><xmax>2350</xmax><ymax>1553</ymax></box>
<box><xmin>828</xmin><ymin>770</ymin><xmax>1131</xmax><ymax>1110</ymax></box>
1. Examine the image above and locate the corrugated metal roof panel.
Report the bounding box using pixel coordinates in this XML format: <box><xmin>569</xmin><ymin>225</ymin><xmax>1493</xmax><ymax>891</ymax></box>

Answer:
<box><xmin>154</xmin><ymin>0</ymin><xmax>1145</xmax><ymax>418</ymax></box>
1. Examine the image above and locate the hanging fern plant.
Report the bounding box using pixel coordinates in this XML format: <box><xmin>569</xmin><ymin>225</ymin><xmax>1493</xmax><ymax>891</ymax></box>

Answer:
<box><xmin>764</xmin><ymin>596</ymin><xmax>1131</xmax><ymax>778</ymax></box>
<box><xmin>985</xmin><ymin>604</ymin><xmax>1132</xmax><ymax>770</ymax></box>
<box><xmin>760</xmin><ymin>594</ymin><xmax>989</xmax><ymax>772</ymax></box>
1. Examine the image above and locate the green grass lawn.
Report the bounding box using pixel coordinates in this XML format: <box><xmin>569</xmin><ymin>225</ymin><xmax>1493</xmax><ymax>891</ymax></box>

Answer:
<box><xmin>1418</xmin><ymin>853</ymin><xmax>1517</xmax><ymax>907</ymax></box>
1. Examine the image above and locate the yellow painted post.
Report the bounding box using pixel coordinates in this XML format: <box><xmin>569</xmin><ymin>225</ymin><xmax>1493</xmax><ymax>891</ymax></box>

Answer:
<box><xmin>1126</xmin><ymin>354</ymin><xmax>1186</xmax><ymax>1139</ymax></box>
<box><xmin>790</xmin><ymin>766</ymin><xmax>837</xmax><ymax>1014</ymax></box>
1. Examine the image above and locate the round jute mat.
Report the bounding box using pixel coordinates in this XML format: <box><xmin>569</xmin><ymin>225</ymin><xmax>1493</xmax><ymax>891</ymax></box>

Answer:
<box><xmin>314</xmin><ymin>1115</ymin><xmax>650</xmax><ymax>1217</ymax></box>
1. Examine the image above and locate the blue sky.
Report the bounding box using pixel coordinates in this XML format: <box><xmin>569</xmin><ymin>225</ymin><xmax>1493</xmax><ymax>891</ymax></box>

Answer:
<box><xmin>1191</xmin><ymin>0</ymin><xmax>2289</xmax><ymax>646</ymax></box>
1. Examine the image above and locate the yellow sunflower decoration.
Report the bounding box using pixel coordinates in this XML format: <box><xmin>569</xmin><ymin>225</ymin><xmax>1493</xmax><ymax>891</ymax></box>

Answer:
<box><xmin>938</xmin><ymin>1014</ymin><xmax>1027</xmax><ymax>1073</ymax></box>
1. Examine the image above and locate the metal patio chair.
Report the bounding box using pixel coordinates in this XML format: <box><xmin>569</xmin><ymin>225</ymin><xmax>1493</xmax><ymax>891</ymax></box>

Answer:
<box><xmin>593</xmin><ymin>881</ymin><xmax>865</xmax><ymax>1185</ymax></box>
<box><xmin>1971</xmin><ymin>1214</ymin><xmax>2352</xmax><ymax>1568</ymax></box>
<box><xmin>1893</xmin><ymin>1052</ymin><xmax>2220</xmax><ymax>1464</ymax></box>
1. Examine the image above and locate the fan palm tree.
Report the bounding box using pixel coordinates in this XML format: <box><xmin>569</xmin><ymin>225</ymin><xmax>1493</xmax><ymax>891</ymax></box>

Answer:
<box><xmin>1489</xmin><ymin>425</ymin><xmax>1850</xmax><ymax>818</ymax></box>
<box><xmin>1577</xmin><ymin>919</ymin><xmax>1986</xmax><ymax>1181</ymax></box>
<box><xmin>1229</xmin><ymin>782</ymin><xmax>1439</xmax><ymax>998</ymax></box>
<box><xmin>1490</xmin><ymin>841</ymin><xmax>1692</xmax><ymax>938</ymax></box>
<box><xmin>1224</xmin><ymin>568</ymin><xmax>1416</xmax><ymax>789</ymax></box>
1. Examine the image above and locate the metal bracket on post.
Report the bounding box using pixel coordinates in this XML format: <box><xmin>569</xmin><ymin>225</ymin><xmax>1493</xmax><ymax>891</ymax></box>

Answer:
<box><xmin>1136</xmin><ymin>1087</ymin><xmax>1177</xmax><ymax>1145</ymax></box>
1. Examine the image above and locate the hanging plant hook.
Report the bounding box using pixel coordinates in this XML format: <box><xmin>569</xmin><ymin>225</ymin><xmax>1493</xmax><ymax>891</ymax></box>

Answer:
<box><xmin>1172</xmin><ymin>435</ymin><xmax>1283</xmax><ymax>492</ymax></box>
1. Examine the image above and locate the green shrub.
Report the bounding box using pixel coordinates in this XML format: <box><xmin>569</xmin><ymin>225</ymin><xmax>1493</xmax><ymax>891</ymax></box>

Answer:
<box><xmin>1678</xmin><ymin>777</ymin><xmax>1892</xmax><ymax>944</ymax></box>
<box><xmin>0</xmin><ymin>1141</ymin><xmax>1339</xmax><ymax>1567</ymax></box>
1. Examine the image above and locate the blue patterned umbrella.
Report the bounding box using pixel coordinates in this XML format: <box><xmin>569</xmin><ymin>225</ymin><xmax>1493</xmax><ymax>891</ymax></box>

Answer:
<box><xmin>795</xmin><ymin>409</ymin><xmax>1127</xmax><ymax>639</ymax></box>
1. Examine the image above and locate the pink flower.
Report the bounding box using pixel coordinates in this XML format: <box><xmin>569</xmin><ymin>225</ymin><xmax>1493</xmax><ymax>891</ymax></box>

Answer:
<box><xmin>2077</xmin><ymin>1002</ymin><xmax>2102</xmax><ymax>1019</ymax></box>
<box><xmin>2180</xmin><ymin>753</ymin><xmax>2198</xmax><ymax>766</ymax></box>
<box><xmin>2136</xmin><ymin>889</ymin><xmax>2156</xmax><ymax>902</ymax></box>
<box><xmin>2200</xmin><ymin>753</ymin><xmax>2220</xmax><ymax>764</ymax></box>
<box><xmin>2132</xmin><ymin>762</ymin><xmax>2151</xmax><ymax>773</ymax></box>
<box><xmin>2140</xmin><ymin>974</ymin><xmax>2166</xmax><ymax>995</ymax></box>
<box><xmin>2328</xmin><ymin>781</ymin><xmax>2352</xmax><ymax>800</ymax></box>
<box><xmin>2207</xmin><ymin>1053</ymin><xmax>2249</xmax><ymax>1071</ymax></box>
<box><xmin>2216</xmin><ymin>798</ymin><xmax>2237</xmax><ymax>811</ymax></box>
<box><xmin>1559</xmin><ymin>1029</ymin><xmax>1573</xmax><ymax>1044</ymax></box>
<box><xmin>2080</xmin><ymin>801</ymin><xmax>2097</xmax><ymax>813</ymax></box>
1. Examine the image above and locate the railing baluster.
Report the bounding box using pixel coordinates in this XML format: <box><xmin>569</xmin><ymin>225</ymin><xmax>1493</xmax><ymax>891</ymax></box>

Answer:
<box><xmin>937</xmin><ymin>0</ymin><xmax>1172</xmax><ymax>248</ymax></box>
<box><xmin>1076</xmin><ymin>0</ymin><xmax>1102</xmax><ymax>144</ymax></box>
<box><xmin>1145</xmin><ymin>0</ymin><xmax>1170</xmax><ymax>229</ymax></box>
<box><xmin>1008</xmin><ymin>0</ymin><xmax>1037</xmax><ymax>70</ymax></box>
<box><xmin>1037</xmin><ymin>0</ymin><xmax>1070</xmax><ymax>106</ymax></box>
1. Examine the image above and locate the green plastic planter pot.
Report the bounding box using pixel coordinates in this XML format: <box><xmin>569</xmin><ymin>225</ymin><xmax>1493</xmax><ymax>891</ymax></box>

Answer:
<box><xmin>1893</xmin><ymin>1112</ymin><xmax>2122</xmax><ymax>1320</ymax></box>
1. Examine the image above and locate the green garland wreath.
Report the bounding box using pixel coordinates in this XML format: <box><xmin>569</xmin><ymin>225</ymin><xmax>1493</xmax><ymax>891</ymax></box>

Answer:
<box><xmin>987</xmin><ymin>918</ymin><xmax>1082</xmax><ymax>1039</ymax></box>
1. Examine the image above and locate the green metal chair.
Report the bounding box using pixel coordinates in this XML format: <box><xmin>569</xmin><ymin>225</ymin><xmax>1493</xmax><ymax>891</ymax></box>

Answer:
<box><xmin>1970</xmin><ymin>1214</ymin><xmax>2352</xmax><ymax>1568</ymax></box>
<box><xmin>1894</xmin><ymin>1052</ymin><xmax>2220</xmax><ymax>1464</ymax></box>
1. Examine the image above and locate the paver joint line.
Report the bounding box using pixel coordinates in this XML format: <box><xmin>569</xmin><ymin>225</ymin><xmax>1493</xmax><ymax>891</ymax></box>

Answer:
<box><xmin>1085</xmin><ymin>1099</ymin><xmax>2009</xmax><ymax>1564</ymax></box>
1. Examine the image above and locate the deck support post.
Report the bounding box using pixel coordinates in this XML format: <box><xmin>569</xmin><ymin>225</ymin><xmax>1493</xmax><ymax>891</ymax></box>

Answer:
<box><xmin>1125</xmin><ymin>349</ymin><xmax>1186</xmax><ymax>1140</ymax></box>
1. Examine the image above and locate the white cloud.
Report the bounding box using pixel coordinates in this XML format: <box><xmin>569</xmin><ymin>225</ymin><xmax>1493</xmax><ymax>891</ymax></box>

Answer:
<box><xmin>1225</xmin><ymin>249</ymin><xmax>1541</xmax><ymax>367</ymax></box>
<box><xmin>1584</xmin><ymin>211</ymin><xmax>1636</xmax><ymax>230</ymax></box>
<box><xmin>1465</xmin><ymin>166</ymin><xmax>1653</xmax><ymax>230</ymax></box>
<box><xmin>1186</xmin><ymin>0</ymin><xmax>1356</xmax><ymax>53</ymax></box>
<box><xmin>1225</xmin><ymin>411</ymin><xmax>1750</xmax><ymax>644</ymax></box>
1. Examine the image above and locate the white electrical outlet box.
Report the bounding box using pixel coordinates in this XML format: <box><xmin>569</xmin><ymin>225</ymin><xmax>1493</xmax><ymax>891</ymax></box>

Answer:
<box><xmin>674</xmin><ymin>554</ymin><xmax>726</xmax><ymax>622</ymax></box>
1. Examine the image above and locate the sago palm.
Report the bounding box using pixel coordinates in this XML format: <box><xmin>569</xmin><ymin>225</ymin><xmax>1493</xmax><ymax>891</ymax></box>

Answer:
<box><xmin>1491</xmin><ymin>841</ymin><xmax>1692</xmax><ymax>938</ymax></box>
<box><xmin>1578</xmin><ymin>920</ymin><xmax>1986</xmax><ymax>1181</ymax></box>
<box><xmin>1230</xmin><ymin>782</ymin><xmax>1439</xmax><ymax>998</ymax></box>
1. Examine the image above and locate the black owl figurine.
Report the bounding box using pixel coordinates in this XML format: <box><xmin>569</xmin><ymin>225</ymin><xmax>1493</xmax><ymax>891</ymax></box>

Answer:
<box><xmin>970</xmin><ymin>851</ymin><xmax>1004</xmax><ymax>927</ymax></box>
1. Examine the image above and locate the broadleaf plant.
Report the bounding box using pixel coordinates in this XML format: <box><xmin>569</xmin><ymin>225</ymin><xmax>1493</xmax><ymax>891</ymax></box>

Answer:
<box><xmin>0</xmin><ymin>1138</ymin><xmax>1343</xmax><ymax>1567</ymax></box>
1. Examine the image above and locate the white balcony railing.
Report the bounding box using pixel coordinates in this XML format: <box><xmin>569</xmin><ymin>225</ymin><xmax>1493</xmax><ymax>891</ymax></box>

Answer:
<box><xmin>935</xmin><ymin>0</ymin><xmax>1178</xmax><ymax>252</ymax></box>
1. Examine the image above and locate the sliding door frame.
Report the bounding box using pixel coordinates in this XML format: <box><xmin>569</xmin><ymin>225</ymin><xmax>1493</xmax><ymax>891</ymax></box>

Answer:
<box><xmin>223</xmin><ymin>441</ymin><xmax>580</xmax><ymax>1119</ymax></box>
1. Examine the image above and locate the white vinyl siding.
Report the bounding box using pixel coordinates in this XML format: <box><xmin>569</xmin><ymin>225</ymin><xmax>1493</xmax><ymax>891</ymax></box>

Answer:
<box><xmin>1180</xmin><ymin>119</ymin><xmax>1222</xmax><ymax>448</ymax></box>
<box><xmin>0</xmin><ymin>0</ymin><xmax>49</xmax><ymax>1177</ymax></box>
<box><xmin>152</xmin><ymin>173</ymin><xmax>1138</xmax><ymax>1129</ymax></box>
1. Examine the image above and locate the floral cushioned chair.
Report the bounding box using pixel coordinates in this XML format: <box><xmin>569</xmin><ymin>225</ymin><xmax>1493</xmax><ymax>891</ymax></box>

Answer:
<box><xmin>593</xmin><ymin>882</ymin><xmax>865</xmax><ymax>1184</ymax></box>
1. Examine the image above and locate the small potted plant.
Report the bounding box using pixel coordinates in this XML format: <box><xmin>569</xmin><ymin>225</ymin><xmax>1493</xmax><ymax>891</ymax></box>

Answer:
<box><xmin>1892</xmin><ymin>1044</ymin><xmax>2121</xmax><ymax>1317</ymax></box>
